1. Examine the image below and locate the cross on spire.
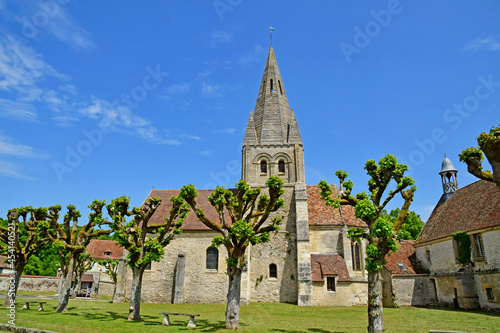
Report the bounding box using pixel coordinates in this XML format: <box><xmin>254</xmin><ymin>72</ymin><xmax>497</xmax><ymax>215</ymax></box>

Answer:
<box><xmin>270</xmin><ymin>26</ymin><xmax>275</xmax><ymax>46</ymax></box>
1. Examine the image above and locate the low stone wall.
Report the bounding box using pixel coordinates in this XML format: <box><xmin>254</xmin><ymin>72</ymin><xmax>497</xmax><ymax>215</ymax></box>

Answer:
<box><xmin>0</xmin><ymin>275</ymin><xmax>58</xmax><ymax>294</ymax></box>
<box><xmin>391</xmin><ymin>274</ymin><xmax>438</xmax><ymax>306</ymax></box>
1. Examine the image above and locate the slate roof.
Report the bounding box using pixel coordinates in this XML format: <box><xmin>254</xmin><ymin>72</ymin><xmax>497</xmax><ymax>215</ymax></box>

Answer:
<box><xmin>86</xmin><ymin>240</ymin><xmax>123</xmax><ymax>260</ymax></box>
<box><xmin>384</xmin><ymin>240</ymin><xmax>426</xmax><ymax>275</ymax></box>
<box><xmin>415</xmin><ymin>180</ymin><xmax>500</xmax><ymax>245</ymax></box>
<box><xmin>311</xmin><ymin>253</ymin><xmax>352</xmax><ymax>282</ymax></box>
<box><xmin>306</xmin><ymin>185</ymin><xmax>368</xmax><ymax>228</ymax></box>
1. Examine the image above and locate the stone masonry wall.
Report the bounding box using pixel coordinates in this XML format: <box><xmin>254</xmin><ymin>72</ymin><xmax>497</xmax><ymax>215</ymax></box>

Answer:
<box><xmin>249</xmin><ymin>185</ymin><xmax>298</xmax><ymax>303</ymax></box>
<box><xmin>0</xmin><ymin>275</ymin><xmax>58</xmax><ymax>293</ymax></box>
<box><xmin>391</xmin><ymin>275</ymin><xmax>437</xmax><ymax>306</ymax></box>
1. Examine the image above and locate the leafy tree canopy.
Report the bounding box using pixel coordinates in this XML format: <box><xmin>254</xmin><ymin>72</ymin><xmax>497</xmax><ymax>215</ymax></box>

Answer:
<box><xmin>377</xmin><ymin>208</ymin><xmax>424</xmax><ymax>241</ymax></box>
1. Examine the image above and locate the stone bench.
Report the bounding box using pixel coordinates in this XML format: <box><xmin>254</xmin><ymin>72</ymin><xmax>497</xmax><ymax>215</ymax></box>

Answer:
<box><xmin>159</xmin><ymin>312</ymin><xmax>200</xmax><ymax>328</ymax></box>
<box><xmin>22</xmin><ymin>301</ymin><xmax>47</xmax><ymax>311</ymax></box>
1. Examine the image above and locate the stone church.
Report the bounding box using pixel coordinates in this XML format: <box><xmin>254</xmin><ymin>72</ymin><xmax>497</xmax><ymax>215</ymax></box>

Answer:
<box><xmin>118</xmin><ymin>46</ymin><xmax>372</xmax><ymax>306</ymax></box>
<box><xmin>112</xmin><ymin>46</ymin><xmax>499</xmax><ymax>310</ymax></box>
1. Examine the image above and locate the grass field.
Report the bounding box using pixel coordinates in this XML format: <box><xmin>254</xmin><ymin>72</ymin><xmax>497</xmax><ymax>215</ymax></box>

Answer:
<box><xmin>1</xmin><ymin>297</ymin><xmax>499</xmax><ymax>333</ymax></box>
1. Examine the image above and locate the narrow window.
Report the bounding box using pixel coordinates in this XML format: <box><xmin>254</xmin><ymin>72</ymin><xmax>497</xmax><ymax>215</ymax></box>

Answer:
<box><xmin>278</xmin><ymin>80</ymin><xmax>282</xmax><ymax>95</ymax></box>
<box><xmin>270</xmin><ymin>79</ymin><xmax>273</xmax><ymax>93</ymax></box>
<box><xmin>145</xmin><ymin>262</ymin><xmax>152</xmax><ymax>270</ymax></box>
<box><xmin>351</xmin><ymin>242</ymin><xmax>361</xmax><ymax>270</ymax></box>
<box><xmin>260</xmin><ymin>160</ymin><xmax>267</xmax><ymax>174</ymax></box>
<box><xmin>206</xmin><ymin>247</ymin><xmax>219</xmax><ymax>270</ymax></box>
<box><xmin>269</xmin><ymin>264</ymin><xmax>277</xmax><ymax>278</ymax></box>
<box><xmin>426</xmin><ymin>249</ymin><xmax>431</xmax><ymax>264</ymax></box>
<box><xmin>474</xmin><ymin>234</ymin><xmax>484</xmax><ymax>258</ymax></box>
<box><xmin>278</xmin><ymin>160</ymin><xmax>285</xmax><ymax>173</ymax></box>
<box><xmin>453</xmin><ymin>239</ymin><xmax>461</xmax><ymax>263</ymax></box>
<box><xmin>486</xmin><ymin>288</ymin><xmax>495</xmax><ymax>301</ymax></box>
<box><xmin>326</xmin><ymin>276</ymin><xmax>336</xmax><ymax>291</ymax></box>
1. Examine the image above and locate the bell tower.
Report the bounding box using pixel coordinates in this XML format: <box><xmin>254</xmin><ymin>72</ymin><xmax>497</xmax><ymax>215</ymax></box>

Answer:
<box><xmin>241</xmin><ymin>46</ymin><xmax>305</xmax><ymax>186</ymax></box>
<box><xmin>440</xmin><ymin>153</ymin><xmax>459</xmax><ymax>196</ymax></box>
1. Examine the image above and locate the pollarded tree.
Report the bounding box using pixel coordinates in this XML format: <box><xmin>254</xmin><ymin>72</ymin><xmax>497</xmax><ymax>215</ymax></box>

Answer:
<box><xmin>459</xmin><ymin>124</ymin><xmax>500</xmax><ymax>188</ymax></box>
<box><xmin>318</xmin><ymin>154</ymin><xmax>416</xmax><ymax>333</ymax></box>
<box><xmin>108</xmin><ymin>195</ymin><xmax>189</xmax><ymax>321</ymax></box>
<box><xmin>0</xmin><ymin>207</ymin><xmax>50</xmax><ymax>306</ymax></box>
<box><xmin>180</xmin><ymin>177</ymin><xmax>284</xmax><ymax>330</ymax></box>
<box><xmin>47</xmin><ymin>201</ymin><xmax>112</xmax><ymax>313</ymax></box>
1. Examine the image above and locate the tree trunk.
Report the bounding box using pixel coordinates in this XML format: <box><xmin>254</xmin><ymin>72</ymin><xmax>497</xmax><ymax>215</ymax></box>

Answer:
<box><xmin>3</xmin><ymin>267</ymin><xmax>23</xmax><ymax>307</ymax></box>
<box><xmin>225</xmin><ymin>266</ymin><xmax>242</xmax><ymax>330</ymax></box>
<box><xmin>56</xmin><ymin>256</ymin><xmax>76</xmax><ymax>313</ymax></box>
<box><xmin>128</xmin><ymin>266</ymin><xmax>145</xmax><ymax>321</ymax></box>
<box><xmin>367</xmin><ymin>269</ymin><xmax>384</xmax><ymax>333</ymax></box>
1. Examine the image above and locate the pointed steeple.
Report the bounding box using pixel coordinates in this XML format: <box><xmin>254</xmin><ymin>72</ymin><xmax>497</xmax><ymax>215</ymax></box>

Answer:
<box><xmin>241</xmin><ymin>45</ymin><xmax>305</xmax><ymax>185</ymax></box>
<box><xmin>250</xmin><ymin>46</ymin><xmax>300</xmax><ymax>145</ymax></box>
<box><xmin>243</xmin><ymin>111</ymin><xmax>257</xmax><ymax>145</ymax></box>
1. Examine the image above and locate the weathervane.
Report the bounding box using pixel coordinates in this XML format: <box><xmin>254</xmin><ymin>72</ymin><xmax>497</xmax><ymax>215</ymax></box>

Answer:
<box><xmin>270</xmin><ymin>26</ymin><xmax>275</xmax><ymax>46</ymax></box>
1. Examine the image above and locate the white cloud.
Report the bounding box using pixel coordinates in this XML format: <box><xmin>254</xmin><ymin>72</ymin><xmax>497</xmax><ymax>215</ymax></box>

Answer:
<box><xmin>201</xmin><ymin>81</ymin><xmax>223</xmax><ymax>97</ymax></box>
<box><xmin>10</xmin><ymin>2</ymin><xmax>95</xmax><ymax>50</ymax></box>
<box><xmin>0</xmin><ymin>159</ymin><xmax>25</xmax><ymax>179</ymax></box>
<box><xmin>165</xmin><ymin>83</ymin><xmax>190</xmax><ymax>95</ymax></box>
<box><xmin>0</xmin><ymin>35</ymin><xmax>67</xmax><ymax>97</ymax></box>
<box><xmin>0</xmin><ymin>133</ymin><xmax>49</xmax><ymax>159</ymax></box>
<box><xmin>210</xmin><ymin>31</ymin><xmax>232</xmax><ymax>46</ymax></box>
<box><xmin>463</xmin><ymin>36</ymin><xmax>500</xmax><ymax>53</ymax></box>
<box><xmin>180</xmin><ymin>134</ymin><xmax>201</xmax><ymax>140</ymax></box>
<box><xmin>51</xmin><ymin>115</ymin><xmax>80</xmax><ymax>128</ymax></box>
<box><xmin>78</xmin><ymin>97</ymin><xmax>181</xmax><ymax>145</ymax></box>
<box><xmin>239</xmin><ymin>45</ymin><xmax>266</xmax><ymax>67</ymax></box>
<box><xmin>0</xmin><ymin>98</ymin><xmax>38</xmax><ymax>122</ymax></box>
<box><xmin>199</xmin><ymin>150</ymin><xmax>212</xmax><ymax>156</ymax></box>
<box><xmin>215</xmin><ymin>128</ymin><xmax>236</xmax><ymax>134</ymax></box>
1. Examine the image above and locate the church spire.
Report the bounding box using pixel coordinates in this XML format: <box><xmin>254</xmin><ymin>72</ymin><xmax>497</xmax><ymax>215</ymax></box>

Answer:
<box><xmin>241</xmin><ymin>45</ymin><xmax>305</xmax><ymax>185</ymax></box>
<box><xmin>250</xmin><ymin>46</ymin><xmax>300</xmax><ymax>145</ymax></box>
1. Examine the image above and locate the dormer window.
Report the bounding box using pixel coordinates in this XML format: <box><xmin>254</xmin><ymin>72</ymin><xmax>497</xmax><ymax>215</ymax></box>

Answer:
<box><xmin>104</xmin><ymin>250</ymin><xmax>112</xmax><ymax>256</ymax></box>
<box><xmin>260</xmin><ymin>160</ymin><xmax>267</xmax><ymax>174</ymax></box>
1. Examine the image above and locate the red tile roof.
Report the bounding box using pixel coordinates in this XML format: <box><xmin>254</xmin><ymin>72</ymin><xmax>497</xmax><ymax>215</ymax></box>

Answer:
<box><xmin>415</xmin><ymin>180</ymin><xmax>500</xmax><ymax>245</ymax></box>
<box><xmin>81</xmin><ymin>273</ymin><xmax>94</xmax><ymax>282</ymax></box>
<box><xmin>147</xmin><ymin>189</ymin><xmax>223</xmax><ymax>231</ymax></box>
<box><xmin>307</xmin><ymin>185</ymin><xmax>368</xmax><ymax>228</ymax></box>
<box><xmin>86</xmin><ymin>240</ymin><xmax>123</xmax><ymax>260</ymax></box>
<box><xmin>311</xmin><ymin>253</ymin><xmax>352</xmax><ymax>282</ymax></box>
<box><xmin>384</xmin><ymin>240</ymin><xmax>426</xmax><ymax>275</ymax></box>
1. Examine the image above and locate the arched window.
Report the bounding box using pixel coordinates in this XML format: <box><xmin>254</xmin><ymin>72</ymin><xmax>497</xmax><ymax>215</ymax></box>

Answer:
<box><xmin>269</xmin><ymin>264</ymin><xmax>277</xmax><ymax>278</ymax></box>
<box><xmin>206</xmin><ymin>247</ymin><xmax>219</xmax><ymax>270</ymax></box>
<box><xmin>278</xmin><ymin>160</ymin><xmax>285</xmax><ymax>174</ymax></box>
<box><xmin>351</xmin><ymin>242</ymin><xmax>361</xmax><ymax>270</ymax></box>
<box><xmin>260</xmin><ymin>160</ymin><xmax>267</xmax><ymax>174</ymax></box>
<box><xmin>270</xmin><ymin>79</ymin><xmax>273</xmax><ymax>93</ymax></box>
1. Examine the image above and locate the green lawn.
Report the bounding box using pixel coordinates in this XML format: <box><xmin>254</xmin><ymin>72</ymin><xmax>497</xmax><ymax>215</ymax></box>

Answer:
<box><xmin>1</xmin><ymin>298</ymin><xmax>499</xmax><ymax>333</ymax></box>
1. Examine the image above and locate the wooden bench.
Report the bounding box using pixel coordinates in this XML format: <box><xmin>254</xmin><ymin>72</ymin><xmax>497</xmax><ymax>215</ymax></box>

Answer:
<box><xmin>159</xmin><ymin>312</ymin><xmax>200</xmax><ymax>328</ymax></box>
<box><xmin>22</xmin><ymin>301</ymin><xmax>47</xmax><ymax>311</ymax></box>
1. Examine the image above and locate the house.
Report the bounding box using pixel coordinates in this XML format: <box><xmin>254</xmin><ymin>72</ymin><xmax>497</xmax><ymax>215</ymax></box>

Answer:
<box><xmin>414</xmin><ymin>156</ymin><xmax>500</xmax><ymax>311</ymax></box>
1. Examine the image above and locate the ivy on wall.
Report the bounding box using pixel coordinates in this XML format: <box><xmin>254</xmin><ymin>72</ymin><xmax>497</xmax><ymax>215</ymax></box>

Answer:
<box><xmin>452</xmin><ymin>231</ymin><xmax>471</xmax><ymax>264</ymax></box>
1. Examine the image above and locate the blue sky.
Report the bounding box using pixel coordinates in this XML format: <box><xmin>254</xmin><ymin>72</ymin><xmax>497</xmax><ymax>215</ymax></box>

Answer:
<box><xmin>0</xmin><ymin>1</ymin><xmax>499</xmax><ymax>222</ymax></box>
